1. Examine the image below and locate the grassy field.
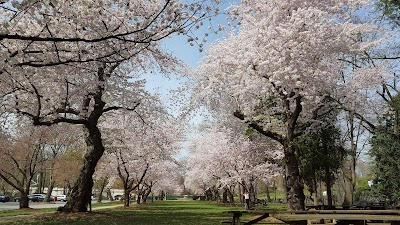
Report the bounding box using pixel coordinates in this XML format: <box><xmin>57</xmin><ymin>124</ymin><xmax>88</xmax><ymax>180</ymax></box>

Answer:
<box><xmin>0</xmin><ymin>200</ymin><xmax>287</xmax><ymax>225</ymax></box>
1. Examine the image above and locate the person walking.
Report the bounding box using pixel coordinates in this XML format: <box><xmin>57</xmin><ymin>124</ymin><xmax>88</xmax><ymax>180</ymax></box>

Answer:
<box><xmin>244</xmin><ymin>192</ymin><xmax>250</xmax><ymax>210</ymax></box>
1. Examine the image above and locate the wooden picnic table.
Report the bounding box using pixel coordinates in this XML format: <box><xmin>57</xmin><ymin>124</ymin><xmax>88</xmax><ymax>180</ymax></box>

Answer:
<box><xmin>224</xmin><ymin>210</ymin><xmax>400</xmax><ymax>225</ymax></box>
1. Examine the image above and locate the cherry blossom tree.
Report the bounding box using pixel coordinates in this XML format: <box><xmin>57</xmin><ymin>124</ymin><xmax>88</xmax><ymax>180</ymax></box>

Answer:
<box><xmin>101</xmin><ymin>105</ymin><xmax>183</xmax><ymax>206</ymax></box>
<box><xmin>135</xmin><ymin>160</ymin><xmax>182</xmax><ymax>203</ymax></box>
<box><xmin>0</xmin><ymin>0</ymin><xmax>218</xmax><ymax>68</ymax></box>
<box><xmin>0</xmin><ymin>0</ymin><xmax>220</xmax><ymax>212</ymax></box>
<box><xmin>185</xmin><ymin>123</ymin><xmax>282</xmax><ymax>205</ymax></box>
<box><xmin>191</xmin><ymin>0</ymin><xmax>385</xmax><ymax>210</ymax></box>
<box><xmin>0</xmin><ymin>117</ymin><xmax>47</xmax><ymax>208</ymax></box>
<box><xmin>93</xmin><ymin>153</ymin><xmax>119</xmax><ymax>202</ymax></box>
<box><xmin>38</xmin><ymin>124</ymin><xmax>84</xmax><ymax>202</ymax></box>
<box><xmin>149</xmin><ymin>161</ymin><xmax>183</xmax><ymax>200</ymax></box>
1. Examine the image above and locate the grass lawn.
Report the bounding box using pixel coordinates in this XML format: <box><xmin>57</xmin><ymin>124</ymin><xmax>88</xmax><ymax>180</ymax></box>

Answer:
<box><xmin>0</xmin><ymin>200</ymin><xmax>287</xmax><ymax>225</ymax></box>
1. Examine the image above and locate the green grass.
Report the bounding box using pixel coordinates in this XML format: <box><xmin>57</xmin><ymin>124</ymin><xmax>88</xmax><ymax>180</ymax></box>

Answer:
<box><xmin>0</xmin><ymin>200</ymin><xmax>287</xmax><ymax>225</ymax></box>
<box><xmin>0</xmin><ymin>201</ymin><xmax>122</xmax><ymax>218</ymax></box>
<box><xmin>91</xmin><ymin>201</ymin><xmax>125</xmax><ymax>207</ymax></box>
<box><xmin>0</xmin><ymin>208</ymin><xmax>56</xmax><ymax>218</ymax></box>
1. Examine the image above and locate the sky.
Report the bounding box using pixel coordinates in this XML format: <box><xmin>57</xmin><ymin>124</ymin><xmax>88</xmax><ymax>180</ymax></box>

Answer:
<box><xmin>143</xmin><ymin>2</ymin><xmax>236</xmax><ymax>159</ymax></box>
<box><xmin>144</xmin><ymin>0</ymin><xmax>238</xmax><ymax>118</ymax></box>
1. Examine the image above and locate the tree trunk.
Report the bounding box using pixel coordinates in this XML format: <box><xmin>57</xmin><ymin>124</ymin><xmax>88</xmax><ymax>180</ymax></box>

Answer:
<box><xmin>222</xmin><ymin>187</ymin><xmax>228</xmax><ymax>203</ymax></box>
<box><xmin>313</xmin><ymin>178</ymin><xmax>318</xmax><ymax>206</ymax></box>
<box><xmin>249</xmin><ymin>182</ymin><xmax>256</xmax><ymax>208</ymax></box>
<box><xmin>45</xmin><ymin>178</ymin><xmax>55</xmax><ymax>202</ymax></box>
<box><xmin>97</xmin><ymin>179</ymin><xmax>107</xmax><ymax>203</ymax></box>
<box><xmin>228</xmin><ymin>188</ymin><xmax>234</xmax><ymax>203</ymax></box>
<box><xmin>58</xmin><ymin>124</ymin><xmax>105</xmax><ymax>212</ymax></box>
<box><xmin>325</xmin><ymin>167</ymin><xmax>333</xmax><ymax>206</ymax></box>
<box><xmin>36</xmin><ymin>171</ymin><xmax>44</xmax><ymax>194</ymax></box>
<box><xmin>106</xmin><ymin>188</ymin><xmax>114</xmax><ymax>201</ymax></box>
<box><xmin>142</xmin><ymin>190</ymin><xmax>149</xmax><ymax>203</ymax></box>
<box><xmin>238</xmin><ymin>185</ymin><xmax>244</xmax><ymax>204</ymax></box>
<box><xmin>285</xmin><ymin>146</ymin><xmax>305</xmax><ymax>211</ymax></box>
<box><xmin>19</xmin><ymin>195</ymin><xmax>29</xmax><ymax>209</ymax></box>
<box><xmin>124</xmin><ymin>189</ymin><xmax>130</xmax><ymax>207</ymax></box>
<box><xmin>395</xmin><ymin>109</ymin><xmax>399</xmax><ymax>135</ymax></box>
<box><xmin>266</xmin><ymin>185</ymin><xmax>271</xmax><ymax>202</ymax></box>
<box><xmin>159</xmin><ymin>191</ymin><xmax>165</xmax><ymax>201</ymax></box>
<box><xmin>342</xmin><ymin>165</ymin><xmax>354</xmax><ymax>208</ymax></box>
<box><xmin>20</xmin><ymin>180</ymin><xmax>34</xmax><ymax>209</ymax></box>
<box><xmin>341</xmin><ymin>112</ymin><xmax>357</xmax><ymax>208</ymax></box>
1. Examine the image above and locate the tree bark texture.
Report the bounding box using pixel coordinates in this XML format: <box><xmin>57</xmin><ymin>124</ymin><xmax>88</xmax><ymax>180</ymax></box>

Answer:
<box><xmin>228</xmin><ymin>188</ymin><xmax>234</xmax><ymax>203</ymax></box>
<box><xmin>19</xmin><ymin>195</ymin><xmax>29</xmax><ymax>209</ymax></box>
<box><xmin>124</xmin><ymin>190</ymin><xmax>131</xmax><ymax>207</ymax></box>
<box><xmin>45</xmin><ymin>178</ymin><xmax>55</xmax><ymax>202</ymax></box>
<box><xmin>97</xmin><ymin>178</ymin><xmax>107</xmax><ymax>203</ymax></box>
<box><xmin>341</xmin><ymin>165</ymin><xmax>354</xmax><ymax>208</ymax></box>
<box><xmin>285</xmin><ymin>147</ymin><xmax>305</xmax><ymax>211</ymax></box>
<box><xmin>325</xmin><ymin>167</ymin><xmax>333</xmax><ymax>206</ymax></box>
<box><xmin>58</xmin><ymin>124</ymin><xmax>104</xmax><ymax>212</ymax></box>
<box><xmin>105</xmin><ymin>189</ymin><xmax>113</xmax><ymax>201</ymax></box>
<box><xmin>222</xmin><ymin>187</ymin><xmax>228</xmax><ymax>203</ymax></box>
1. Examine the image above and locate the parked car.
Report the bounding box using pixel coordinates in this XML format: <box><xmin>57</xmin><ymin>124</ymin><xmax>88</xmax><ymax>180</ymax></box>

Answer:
<box><xmin>14</xmin><ymin>195</ymin><xmax>40</xmax><ymax>202</ymax></box>
<box><xmin>0</xmin><ymin>195</ymin><xmax>10</xmax><ymax>203</ymax></box>
<box><xmin>113</xmin><ymin>195</ymin><xmax>123</xmax><ymax>201</ymax></box>
<box><xmin>32</xmin><ymin>194</ymin><xmax>46</xmax><ymax>202</ymax></box>
<box><xmin>56</xmin><ymin>195</ymin><xmax>67</xmax><ymax>202</ymax></box>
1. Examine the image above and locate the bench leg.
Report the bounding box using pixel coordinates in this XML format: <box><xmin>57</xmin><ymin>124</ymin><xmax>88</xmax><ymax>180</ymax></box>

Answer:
<box><xmin>232</xmin><ymin>215</ymin><xmax>241</xmax><ymax>225</ymax></box>
<box><xmin>287</xmin><ymin>221</ymin><xmax>307</xmax><ymax>225</ymax></box>
<box><xmin>336</xmin><ymin>220</ymin><xmax>364</xmax><ymax>225</ymax></box>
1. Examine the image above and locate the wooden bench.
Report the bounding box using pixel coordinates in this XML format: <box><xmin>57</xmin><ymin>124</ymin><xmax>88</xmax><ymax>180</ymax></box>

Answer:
<box><xmin>224</xmin><ymin>210</ymin><xmax>400</xmax><ymax>225</ymax></box>
<box><xmin>223</xmin><ymin>211</ymin><xmax>306</xmax><ymax>225</ymax></box>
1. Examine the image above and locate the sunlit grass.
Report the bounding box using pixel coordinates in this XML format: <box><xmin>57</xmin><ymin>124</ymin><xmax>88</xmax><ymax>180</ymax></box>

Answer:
<box><xmin>0</xmin><ymin>200</ymin><xmax>287</xmax><ymax>225</ymax></box>
<box><xmin>0</xmin><ymin>208</ymin><xmax>55</xmax><ymax>218</ymax></box>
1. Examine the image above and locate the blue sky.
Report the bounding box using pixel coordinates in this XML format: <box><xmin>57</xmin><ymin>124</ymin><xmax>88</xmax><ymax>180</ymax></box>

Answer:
<box><xmin>143</xmin><ymin>2</ymin><xmax>237</xmax><ymax>159</ymax></box>
<box><xmin>144</xmin><ymin>1</ymin><xmax>236</xmax><ymax>112</ymax></box>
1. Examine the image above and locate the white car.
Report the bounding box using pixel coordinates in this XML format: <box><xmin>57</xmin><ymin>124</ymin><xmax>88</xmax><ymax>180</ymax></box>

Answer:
<box><xmin>57</xmin><ymin>195</ymin><xmax>67</xmax><ymax>202</ymax></box>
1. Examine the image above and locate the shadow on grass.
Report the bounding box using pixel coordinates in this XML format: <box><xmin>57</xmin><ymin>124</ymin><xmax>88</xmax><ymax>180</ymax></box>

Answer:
<box><xmin>1</xmin><ymin>200</ymin><xmax>287</xmax><ymax>225</ymax></box>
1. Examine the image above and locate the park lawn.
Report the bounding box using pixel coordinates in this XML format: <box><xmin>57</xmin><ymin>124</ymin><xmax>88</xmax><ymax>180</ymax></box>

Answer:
<box><xmin>0</xmin><ymin>201</ymin><xmax>123</xmax><ymax>218</ymax></box>
<box><xmin>0</xmin><ymin>200</ymin><xmax>287</xmax><ymax>225</ymax></box>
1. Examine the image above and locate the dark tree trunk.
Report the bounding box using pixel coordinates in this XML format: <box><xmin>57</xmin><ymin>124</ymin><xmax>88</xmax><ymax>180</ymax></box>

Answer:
<box><xmin>58</xmin><ymin>123</ymin><xmax>105</xmax><ymax>212</ymax></box>
<box><xmin>285</xmin><ymin>146</ymin><xmax>305</xmax><ymax>211</ymax></box>
<box><xmin>159</xmin><ymin>191</ymin><xmax>165</xmax><ymax>200</ymax></box>
<box><xmin>45</xmin><ymin>178</ymin><xmax>55</xmax><ymax>202</ymax></box>
<box><xmin>238</xmin><ymin>185</ymin><xmax>244</xmax><ymax>204</ymax></box>
<box><xmin>249</xmin><ymin>182</ymin><xmax>257</xmax><ymax>208</ymax></box>
<box><xmin>36</xmin><ymin>171</ymin><xmax>45</xmax><ymax>194</ymax></box>
<box><xmin>313</xmin><ymin>177</ymin><xmax>319</xmax><ymax>206</ymax></box>
<box><xmin>142</xmin><ymin>186</ymin><xmax>152</xmax><ymax>203</ymax></box>
<box><xmin>229</xmin><ymin>189</ymin><xmax>234</xmax><ymax>203</ymax></box>
<box><xmin>142</xmin><ymin>193</ymin><xmax>148</xmax><ymax>203</ymax></box>
<box><xmin>142</xmin><ymin>194</ymin><xmax>147</xmax><ymax>203</ymax></box>
<box><xmin>97</xmin><ymin>179</ymin><xmax>107</xmax><ymax>203</ymax></box>
<box><xmin>325</xmin><ymin>167</ymin><xmax>333</xmax><ymax>206</ymax></box>
<box><xmin>266</xmin><ymin>185</ymin><xmax>271</xmax><ymax>202</ymax></box>
<box><xmin>124</xmin><ymin>190</ymin><xmax>130</xmax><ymax>207</ymax></box>
<box><xmin>20</xmin><ymin>179</ymin><xmax>34</xmax><ymax>209</ymax></box>
<box><xmin>222</xmin><ymin>187</ymin><xmax>228</xmax><ymax>203</ymax></box>
<box><xmin>106</xmin><ymin>188</ymin><xmax>114</xmax><ymax>201</ymax></box>
<box><xmin>204</xmin><ymin>188</ymin><xmax>212</xmax><ymax>201</ymax></box>
<box><xmin>19</xmin><ymin>194</ymin><xmax>29</xmax><ymax>209</ymax></box>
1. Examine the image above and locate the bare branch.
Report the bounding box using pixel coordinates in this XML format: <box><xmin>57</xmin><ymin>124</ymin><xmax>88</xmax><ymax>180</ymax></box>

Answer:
<box><xmin>103</xmin><ymin>102</ymin><xmax>140</xmax><ymax>113</ymax></box>
<box><xmin>233</xmin><ymin>110</ymin><xmax>285</xmax><ymax>144</ymax></box>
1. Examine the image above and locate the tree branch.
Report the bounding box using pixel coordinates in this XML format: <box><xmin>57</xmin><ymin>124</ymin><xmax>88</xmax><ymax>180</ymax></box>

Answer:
<box><xmin>233</xmin><ymin>110</ymin><xmax>285</xmax><ymax>144</ymax></box>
